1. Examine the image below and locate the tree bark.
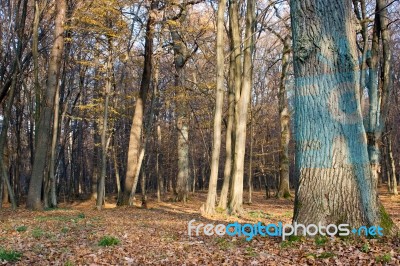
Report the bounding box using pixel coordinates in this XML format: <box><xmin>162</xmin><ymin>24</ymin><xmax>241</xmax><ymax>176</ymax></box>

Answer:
<box><xmin>366</xmin><ymin>3</ymin><xmax>381</xmax><ymax>190</ymax></box>
<box><xmin>218</xmin><ymin>43</ymin><xmax>236</xmax><ymax>210</ymax></box>
<box><xmin>383</xmin><ymin>125</ymin><xmax>398</xmax><ymax>195</ymax></box>
<box><xmin>291</xmin><ymin>0</ymin><xmax>393</xmax><ymax>231</ymax></box>
<box><xmin>170</xmin><ymin>10</ymin><xmax>191</xmax><ymax>203</ymax></box>
<box><xmin>33</xmin><ymin>0</ymin><xmax>41</xmax><ymax>132</ymax></box>
<box><xmin>228</xmin><ymin>0</ymin><xmax>255</xmax><ymax>215</ymax></box>
<box><xmin>156</xmin><ymin>124</ymin><xmax>163</xmax><ymax>201</ymax></box>
<box><xmin>277</xmin><ymin>36</ymin><xmax>291</xmax><ymax>198</ymax></box>
<box><xmin>28</xmin><ymin>0</ymin><xmax>66</xmax><ymax>211</ymax></box>
<box><xmin>202</xmin><ymin>0</ymin><xmax>226</xmax><ymax>215</ymax></box>
<box><xmin>119</xmin><ymin>1</ymin><xmax>156</xmax><ymax>206</ymax></box>
<box><xmin>44</xmin><ymin>78</ymin><xmax>60</xmax><ymax>209</ymax></box>
<box><xmin>96</xmin><ymin>51</ymin><xmax>112</xmax><ymax>210</ymax></box>
<box><xmin>248</xmin><ymin>107</ymin><xmax>253</xmax><ymax>204</ymax></box>
<box><xmin>112</xmin><ymin>145</ymin><xmax>121</xmax><ymax>199</ymax></box>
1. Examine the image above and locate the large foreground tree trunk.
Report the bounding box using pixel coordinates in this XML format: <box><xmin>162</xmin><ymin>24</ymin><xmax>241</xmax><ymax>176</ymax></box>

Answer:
<box><xmin>27</xmin><ymin>0</ymin><xmax>66</xmax><ymax>210</ymax></box>
<box><xmin>119</xmin><ymin>1</ymin><xmax>156</xmax><ymax>206</ymax></box>
<box><xmin>291</xmin><ymin>0</ymin><xmax>394</xmax><ymax>232</ymax></box>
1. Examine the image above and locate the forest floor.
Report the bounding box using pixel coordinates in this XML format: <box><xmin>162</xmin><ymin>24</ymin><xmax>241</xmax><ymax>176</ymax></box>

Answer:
<box><xmin>0</xmin><ymin>187</ymin><xmax>399</xmax><ymax>265</ymax></box>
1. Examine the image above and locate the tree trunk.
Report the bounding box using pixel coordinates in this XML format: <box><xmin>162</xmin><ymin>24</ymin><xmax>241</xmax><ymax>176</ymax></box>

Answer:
<box><xmin>365</xmin><ymin>4</ymin><xmax>381</xmax><ymax>191</ymax></box>
<box><xmin>291</xmin><ymin>0</ymin><xmax>393</xmax><ymax>231</ymax></box>
<box><xmin>228</xmin><ymin>0</ymin><xmax>254</xmax><ymax>215</ymax></box>
<box><xmin>112</xmin><ymin>145</ymin><xmax>121</xmax><ymax>199</ymax></box>
<box><xmin>170</xmin><ymin>15</ymin><xmax>191</xmax><ymax>203</ymax></box>
<box><xmin>277</xmin><ymin>36</ymin><xmax>291</xmax><ymax>198</ymax></box>
<box><xmin>33</xmin><ymin>0</ymin><xmax>41</xmax><ymax>132</ymax></box>
<box><xmin>91</xmin><ymin>126</ymin><xmax>100</xmax><ymax>200</ymax></box>
<box><xmin>27</xmin><ymin>0</ymin><xmax>66</xmax><ymax>210</ymax></box>
<box><xmin>0</xmin><ymin>71</ymin><xmax>18</xmax><ymax>211</ymax></box>
<box><xmin>218</xmin><ymin>47</ymin><xmax>235</xmax><ymax>210</ymax></box>
<box><xmin>352</xmin><ymin>0</ymin><xmax>368</xmax><ymax>111</ymax></box>
<box><xmin>381</xmin><ymin>132</ymin><xmax>390</xmax><ymax>191</ymax></box>
<box><xmin>384</xmin><ymin>127</ymin><xmax>398</xmax><ymax>195</ymax></box>
<box><xmin>119</xmin><ymin>1</ymin><xmax>156</xmax><ymax>206</ymax></box>
<box><xmin>156</xmin><ymin>124</ymin><xmax>163</xmax><ymax>201</ymax></box>
<box><xmin>175</xmin><ymin>84</ymin><xmax>189</xmax><ymax>202</ymax></box>
<box><xmin>202</xmin><ymin>0</ymin><xmax>226</xmax><ymax>215</ymax></box>
<box><xmin>44</xmin><ymin>79</ymin><xmax>60</xmax><ymax>209</ymax></box>
<box><xmin>248</xmin><ymin>107</ymin><xmax>253</xmax><ymax>204</ymax></box>
<box><xmin>141</xmin><ymin>169</ymin><xmax>147</xmax><ymax>208</ymax></box>
<box><xmin>96</xmin><ymin>52</ymin><xmax>112</xmax><ymax>210</ymax></box>
<box><xmin>129</xmin><ymin>147</ymin><xmax>145</xmax><ymax>205</ymax></box>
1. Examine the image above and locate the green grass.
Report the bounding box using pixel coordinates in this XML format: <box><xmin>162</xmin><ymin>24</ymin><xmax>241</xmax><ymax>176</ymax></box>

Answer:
<box><xmin>0</xmin><ymin>248</ymin><xmax>22</xmax><ymax>262</ymax></box>
<box><xmin>280</xmin><ymin>235</ymin><xmax>303</xmax><ymax>248</ymax></box>
<box><xmin>282</xmin><ymin>211</ymin><xmax>293</xmax><ymax>218</ymax></box>
<box><xmin>16</xmin><ymin>226</ymin><xmax>27</xmax><ymax>232</ymax></box>
<box><xmin>36</xmin><ymin>213</ymin><xmax>86</xmax><ymax>222</ymax></box>
<box><xmin>315</xmin><ymin>235</ymin><xmax>328</xmax><ymax>246</ymax></box>
<box><xmin>248</xmin><ymin>210</ymin><xmax>272</xmax><ymax>219</ymax></box>
<box><xmin>306</xmin><ymin>252</ymin><xmax>335</xmax><ymax>259</ymax></box>
<box><xmin>215</xmin><ymin>238</ymin><xmax>234</xmax><ymax>250</ymax></box>
<box><xmin>64</xmin><ymin>260</ymin><xmax>74</xmax><ymax>266</ymax></box>
<box><xmin>318</xmin><ymin>252</ymin><xmax>335</xmax><ymax>259</ymax></box>
<box><xmin>360</xmin><ymin>243</ymin><xmax>370</xmax><ymax>253</ymax></box>
<box><xmin>32</xmin><ymin>227</ymin><xmax>44</xmax><ymax>238</ymax></box>
<box><xmin>98</xmin><ymin>236</ymin><xmax>120</xmax><ymax>247</ymax></box>
<box><xmin>283</xmin><ymin>191</ymin><xmax>291</xmax><ymax>199</ymax></box>
<box><xmin>215</xmin><ymin>207</ymin><xmax>225</xmax><ymax>213</ymax></box>
<box><xmin>161</xmin><ymin>233</ymin><xmax>178</xmax><ymax>243</ymax></box>
<box><xmin>244</xmin><ymin>246</ymin><xmax>258</xmax><ymax>257</ymax></box>
<box><xmin>375</xmin><ymin>253</ymin><xmax>391</xmax><ymax>263</ymax></box>
<box><xmin>36</xmin><ymin>216</ymin><xmax>71</xmax><ymax>222</ymax></box>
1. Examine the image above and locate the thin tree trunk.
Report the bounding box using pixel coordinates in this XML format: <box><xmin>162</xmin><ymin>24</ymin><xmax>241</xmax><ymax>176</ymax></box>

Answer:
<box><xmin>27</xmin><ymin>0</ymin><xmax>66</xmax><ymax>210</ymax></box>
<box><xmin>156</xmin><ymin>125</ymin><xmax>163</xmax><ymax>202</ymax></box>
<box><xmin>202</xmin><ymin>0</ymin><xmax>226</xmax><ymax>215</ymax></box>
<box><xmin>33</xmin><ymin>0</ymin><xmax>41</xmax><ymax>133</ymax></box>
<box><xmin>248</xmin><ymin>107</ymin><xmax>253</xmax><ymax>204</ymax></box>
<box><xmin>384</xmin><ymin>128</ymin><xmax>398</xmax><ymax>195</ymax></box>
<box><xmin>0</xmin><ymin>74</ymin><xmax>18</xmax><ymax>211</ymax></box>
<box><xmin>353</xmin><ymin>0</ymin><xmax>368</xmax><ymax>111</ymax></box>
<box><xmin>92</xmin><ymin>125</ymin><xmax>100</xmax><ymax>200</ymax></box>
<box><xmin>218</xmin><ymin>53</ymin><xmax>235</xmax><ymax>210</ymax></box>
<box><xmin>376</xmin><ymin>0</ymin><xmax>392</xmax><ymax>129</ymax></box>
<box><xmin>366</xmin><ymin>3</ymin><xmax>381</xmax><ymax>189</ymax></box>
<box><xmin>141</xmin><ymin>169</ymin><xmax>147</xmax><ymax>208</ymax></box>
<box><xmin>112</xmin><ymin>145</ymin><xmax>121</xmax><ymax>199</ymax></box>
<box><xmin>44</xmin><ymin>80</ymin><xmax>60</xmax><ymax>208</ymax></box>
<box><xmin>96</xmin><ymin>51</ymin><xmax>112</xmax><ymax>210</ymax></box>
<box><xmin>383</xmin><ymin>134</ymin><xmax>391</xmax><ymax>191</ymax></box>
<box><xmin>277</xmin><ymin>36</ymin><xmax>291</xmax><ymax>198</ymax></box>
<box><xmin>0</xmin><ymin>170</ymin><xmax>3</xmax><ymax>208</ymax></box>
